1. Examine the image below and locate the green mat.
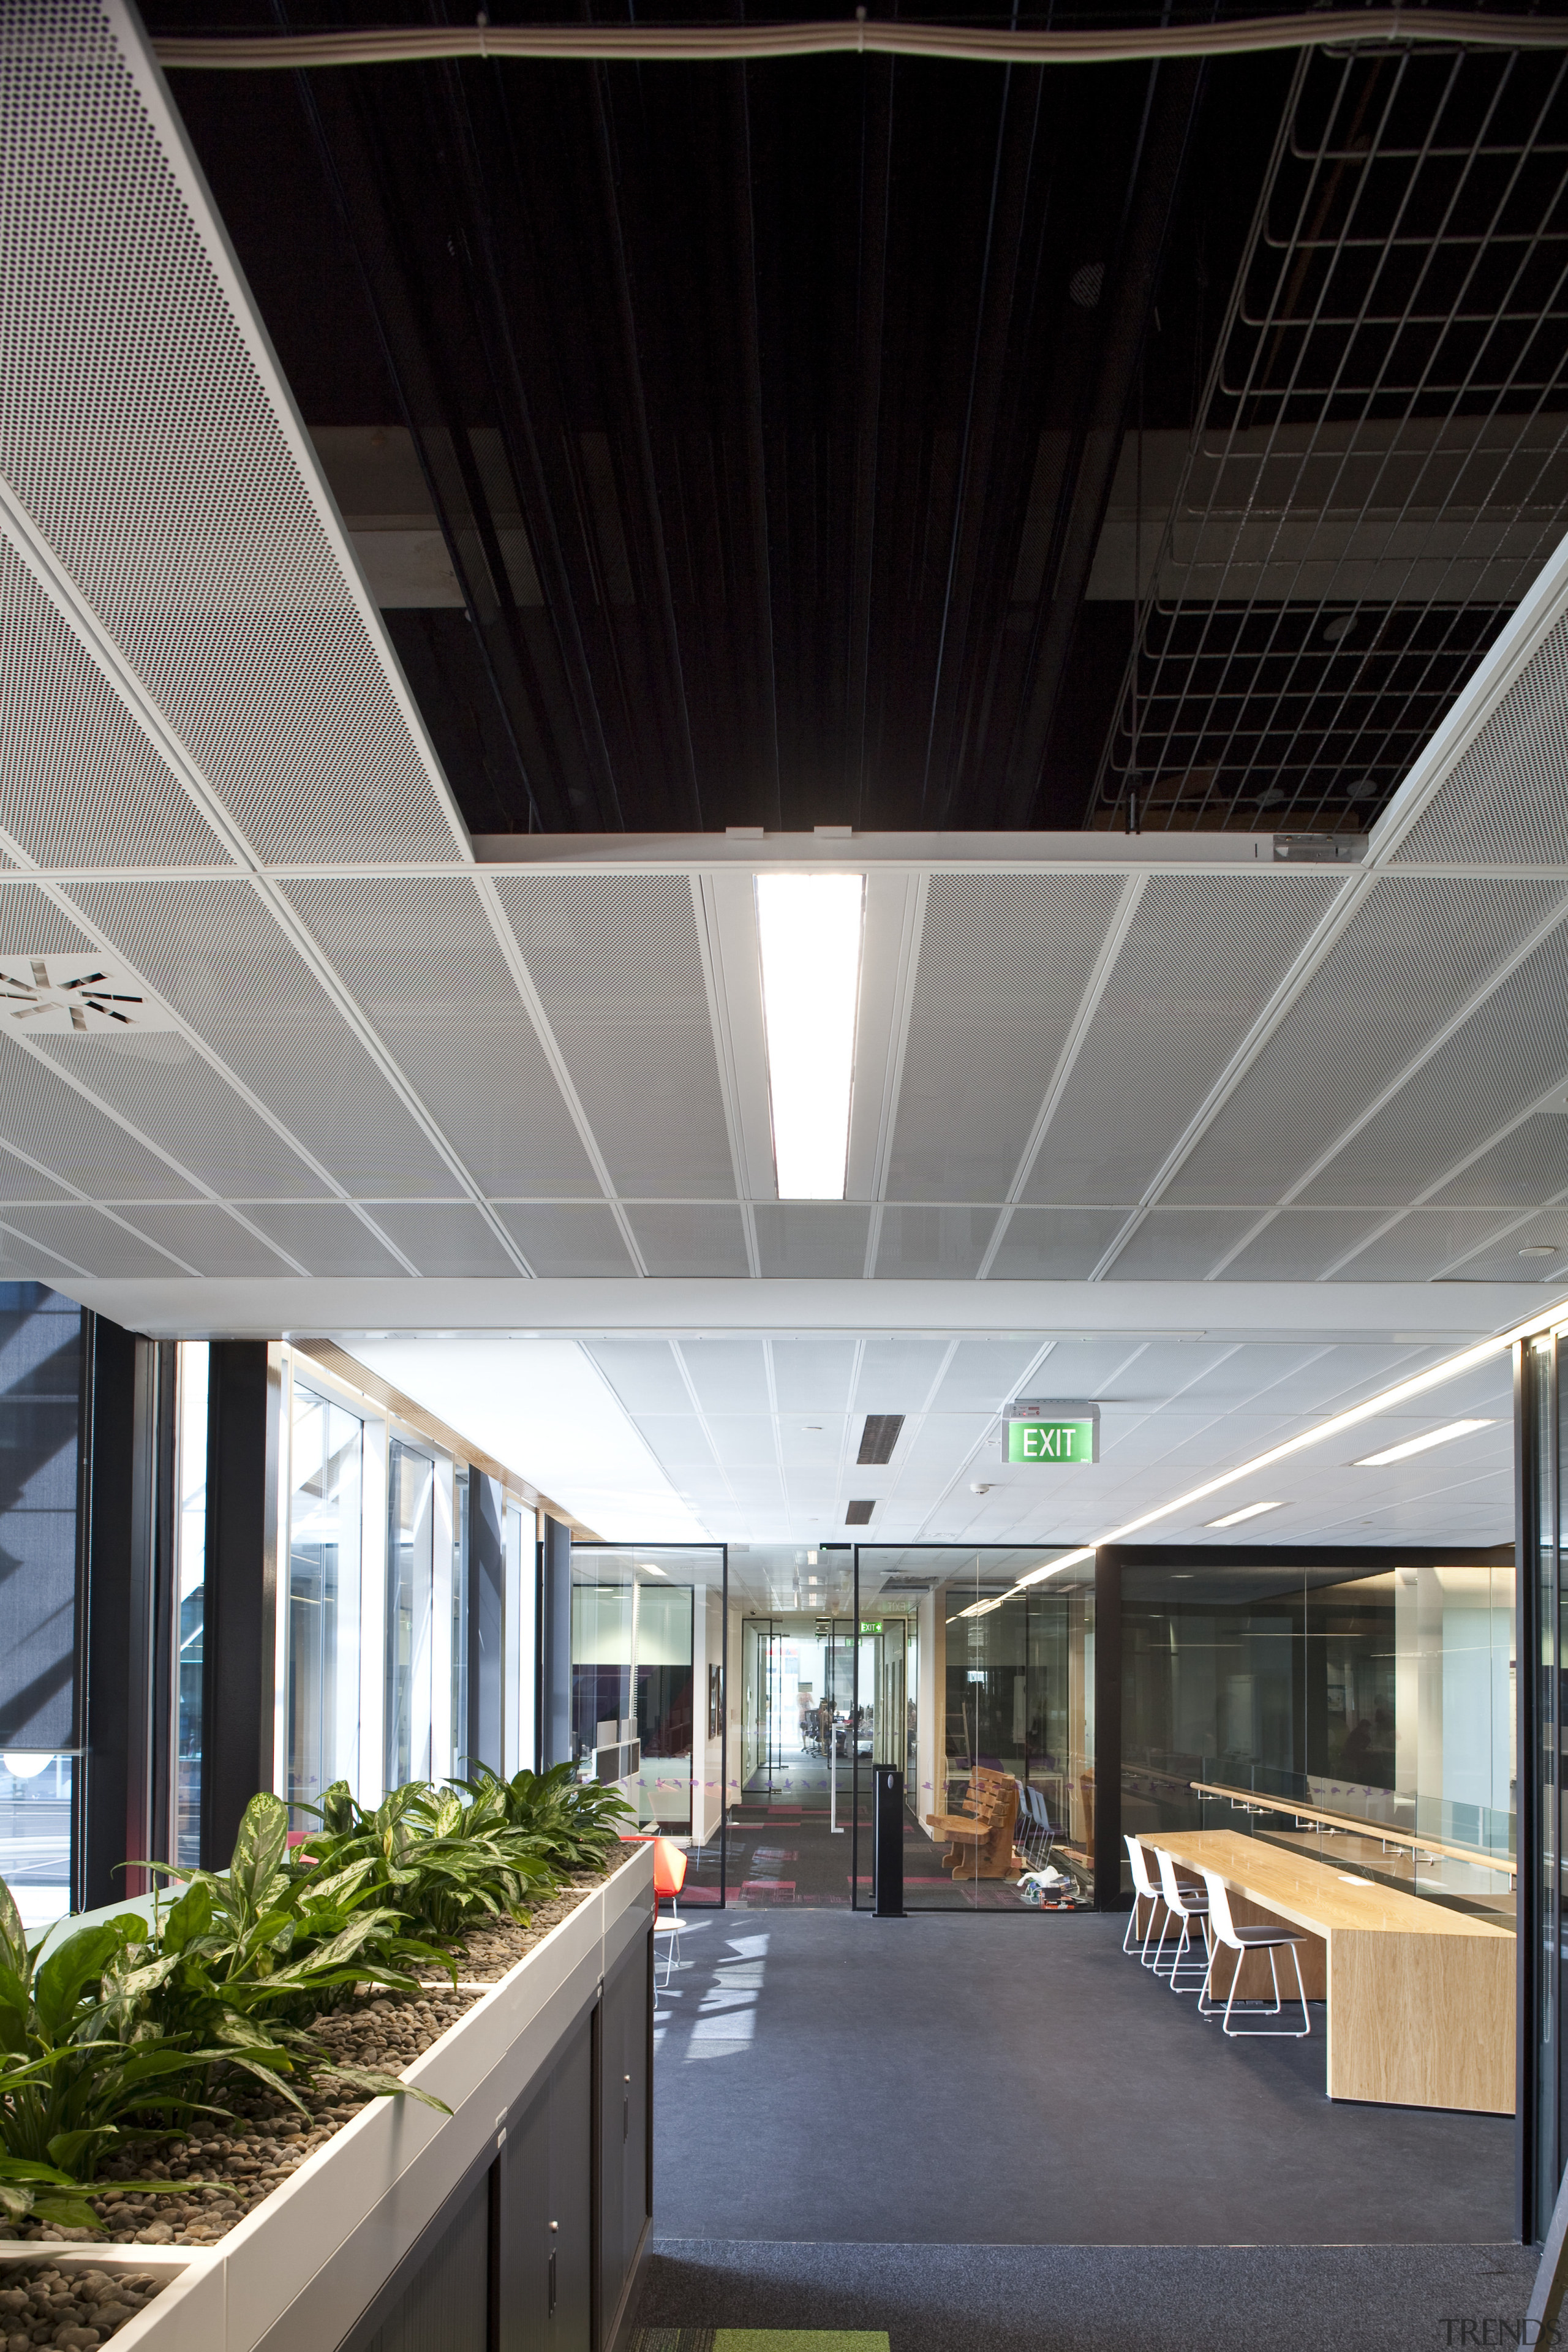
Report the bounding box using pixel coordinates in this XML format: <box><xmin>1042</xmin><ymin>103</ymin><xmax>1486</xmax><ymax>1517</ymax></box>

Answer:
<box><xmin>635</xmin><ymin>2333</ymin><xmax>889</xmax><ymax>2352</ymax></box>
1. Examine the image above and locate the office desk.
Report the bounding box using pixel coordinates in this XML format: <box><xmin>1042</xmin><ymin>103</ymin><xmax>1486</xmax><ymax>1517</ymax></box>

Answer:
<box><xmin>1153</xmin><ymin>1828</ymin><xmax>1514</xmax><ymax>2115</ymax></box>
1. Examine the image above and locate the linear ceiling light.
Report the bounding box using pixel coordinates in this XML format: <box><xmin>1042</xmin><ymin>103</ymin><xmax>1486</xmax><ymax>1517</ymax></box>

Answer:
<box><xmin>1011</xmin><ymin>1291</ymin><xmax>1568</xmax><ymax>1589</ymax></box>
<box><xmin>756</xmin><ymin>872</ymin><xmax>864</xmax><ymax>1199</ymax></box>
<box><xmin>1207</xmin><ymin>1499</ymin><xmax>1285</xmax><ymax>1528</ymax></box>
<box><xmin>1353</xmin><ymin>1420</ymin><xmax>1494</xmax><ymax>1468</ymax></box>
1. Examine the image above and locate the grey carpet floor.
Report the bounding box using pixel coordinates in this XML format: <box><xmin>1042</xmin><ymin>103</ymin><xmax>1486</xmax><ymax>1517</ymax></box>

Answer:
<box><xmin>637</xmin><ymin>2241</ymin><xmax>1541</xmax><ymax>2352</ymax></box>
<box><xmin>654</xmin><ymin>1908</ymin><xmax>1516</xmax><ymax>2244</ymax></box>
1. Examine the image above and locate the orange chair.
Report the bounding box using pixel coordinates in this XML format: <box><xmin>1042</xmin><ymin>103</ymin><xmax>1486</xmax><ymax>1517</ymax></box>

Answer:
<box><xmin>653</xmin><ymin>1838</ymin><xmax>688</xmax><ymax>1986</ymax></box>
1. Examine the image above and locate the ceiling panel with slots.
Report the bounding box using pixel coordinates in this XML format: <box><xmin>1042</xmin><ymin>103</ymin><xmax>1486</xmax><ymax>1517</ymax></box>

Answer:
<box><xmin>0</xmin><ymin>4</ymin><xmax>1564</xmax><ymax>1542</ymax></box>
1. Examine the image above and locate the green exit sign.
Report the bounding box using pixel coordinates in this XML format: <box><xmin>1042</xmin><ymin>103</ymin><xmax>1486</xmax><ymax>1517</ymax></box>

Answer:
<box><xmin>860</xmin><ymin>1619</ymin><xmax>882</xmax><ymax>1634</ymax></box>
<box><xmin>1003</xmin><ymin>1400</ymin><xmax>1099</xmax><ymax>1465</ymax></box>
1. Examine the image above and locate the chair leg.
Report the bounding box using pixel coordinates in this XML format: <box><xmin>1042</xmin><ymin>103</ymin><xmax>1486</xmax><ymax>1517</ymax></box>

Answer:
<box><xmin>1169</xmin><ymin>1915</ymin><xmax>1208</xmax><ymax>1994</ymax></box>
<box><xmin>1140</xmin><ymin>1901</ymin><xmax>1166</xmax><ymax>1968</ymax></box>
<box><xmin>1150</xmin><ymin>1909</ymin><xmax>1177</xmax><ymax>1979</ymax></box>
<box><xmin>1219</xmin><ymin>1940</ymin><xmax>1313</xmax><ymax>2037</ymax></box>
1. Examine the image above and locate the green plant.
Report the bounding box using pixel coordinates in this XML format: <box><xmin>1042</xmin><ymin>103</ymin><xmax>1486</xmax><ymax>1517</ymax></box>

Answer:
<box><xmin>299</xmin><ymin>1779</ymin><xmax>556</xmax><ymax>1944</ymax></box>
<box><xmin>458</xmin><ymin>1763</ymin><xmax>635</xmax><ymax>1875</ymax></box>
<box><xmin>0</xmin><ymin>1881</ymin><xmax>254</xmax><ymax>2228</ymax></box>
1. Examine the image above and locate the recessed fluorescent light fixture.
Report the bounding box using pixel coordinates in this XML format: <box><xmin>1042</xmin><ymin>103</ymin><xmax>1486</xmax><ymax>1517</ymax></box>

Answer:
<box><xmin>1353</xmin><ymin>1419</ymin><xmax>1494</xmax><ymax>1467</ymax></box>
<box><xmin>640</xmin><ymin>1561</ymin><xmax>667</xmax><ymax>1577</ymax></box>
<box><xmin>1207</xmin><ymin>1499</ymin><xmax>1284</xmax><ymax>1528</ymax></box>
<box><xmin>755</xmin><ymin>872</ymin><xmax>864</xmax><ymax>1198</ymax></box>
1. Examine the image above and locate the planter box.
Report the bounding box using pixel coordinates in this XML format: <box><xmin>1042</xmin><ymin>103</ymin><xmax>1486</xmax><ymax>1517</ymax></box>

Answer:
<box><xmin>52</xmin><ymin>1845</ymin><xmax>655</xmax><ymax>2352</ymax></box>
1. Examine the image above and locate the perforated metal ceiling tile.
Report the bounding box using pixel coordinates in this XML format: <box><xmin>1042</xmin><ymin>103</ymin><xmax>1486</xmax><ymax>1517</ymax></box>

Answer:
<box><xmin>1104</xmin><ymin>1213</ymin><xmax>1260</xmax><ymax>1289</ymax></box>
<box><xmin>579</xmin><ymin>1340</ymin><xmax>688</xmax><ymax>1419</ymax></box>
<box><xmin>0</xmin><ymin>1147</ymin><xmax>69</xmax><ymax>1202</ymax></box>
<box><xmin>851</xmin><ymin>1340</ymin><xmax>953</xmax><ymax>1415</ymax></box>
<box><xmin>1214</xmin><ymin>1208</ymin><xmax>1391</xmax><ymax>1281</ymax></box>
<box><xmin>769</xmin><ymin>1339</ymin><xmax>859</xmax><ymax>1415</ymax></box>
<box><xmin>1445</xmin><ymin>1209</ymin><xmax>1568</xmax><ymax>1282</ymax></box>
<box><xmin>983</xmin><ymin>1205</ymin><xmax>1129</xmax><ymax>1280</ymax></box>
<box><xmin>67</xmin><ymin>880</ymin><xmax>457</xmax><ymax>1197</ymax></box>
<box><xmin>1</xmin><ymin>1202</ymin><xmax>189</xmax><ymax>1277</ymax></box>
<box><xmin>0</xmin><ymin>1028</ymin><xmax>198</xmax><ymax>1200</ymax></box>
<box><xmin>281</xmin><ymin>879</ymin><xmax>599</xmax><ymax>1199</ymax></box>
<box><xmin>884</xmin><ymin>875</ymin><xmax>1124</xmax><ymax>1200</ymax></box>
<box><xmin>496</xmin><ymin>876</ymin><xmax>734</xmax><ymax>1199</ymax></box>
<box><xmin>242</xmin><ymin>1203</ymin><xmax>406</xmax><ymax>1277</ymax></box>
<box><xmin>1392</xmin><ymin>611</ymin><xmax>1568</xmax><ymax>869</ymax></box>
<box><xmin>114</xmin><ymin>1202</ymin><xmax>293</xmax><ymax>1276</ymax></box>
<box><xmin>752</xmin><ymin>1205</ymin><xmax>871</xmax><ymax>1279</ymax></box>
<box><xmin>0</xmin><ymin>6</ymin><xmax>462</xmax><ymax>865</ymax></box>
<box><xmin>1023</xmin><ymin>874</ymin><xmax>1340</xmax><ymax>1206</ymax></box>
<box><xmin>874</xmin><ymin>1205</ymin><xmax>998</xmax><ymax>1279</ymax></box>
<box><xmin>704</xmin><ymin>1417</ymin><xmax>782</xmax><ymax>1469</ymax></box>
<box><xmin>677</xmin><ymin>1340</ymin><xmax>771</xmax><ymax>1417</ymax></box>
<box><xmin>0</xmin><ymin>884</ymin><xmax>98</xmax><ymax>959</ymax></box>
<box><xmin>37</xmin><ymin>1033</ymin><xmax>328</xmax><ymax>1200</ymax></box>
<box><xmin>1301</xmin><ymin>916</ymin><xmax>1568</xmax><ymax>1207</ymax></box>
<box><xmin>492</xmin><ymin>1204</ymin><xmax>634</xmax><ymax>1277</ymax></box>
<box><xmin>1167</xmin><ymin>876</ymin><xmax>1568</xmax><ymax>1207</ymax></box>
<box><xmin>625</xmin><ymin>1204</ymin><xmax>750</xmax><ymax>1278</ymax></box>
<box><xmin>929</xmin><ymin>1341</ymin><xmax>1042</xmax><ymax>1414</ymax></box>
<box><xmin>1427</xmin><ymin>1112</ymin><xmax>1568</xmax><ymax>1209</ymax></box>
<box><xmin>362</xmin><ymin>1204</ymin><xmax>521</xmax><ymax>1279</ymax></box>
<box><xmin>625</xmin><ymin>1416</ymin><xmax>717</xmax><ymax>1471</ymax></box>
<box><xmin>1326</xmin><ymin>1208</ymin><xmax>1513</xmax><ymax>1281</ymax></box>
<box><xmin>0</xmin><ymin>541</ymin><xmax>232</xmax><ymax>870</ymax></box>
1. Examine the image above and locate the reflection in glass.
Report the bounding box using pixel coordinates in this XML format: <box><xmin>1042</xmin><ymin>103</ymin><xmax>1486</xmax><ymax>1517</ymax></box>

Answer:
<box><xmin>0</xmin><ymin>1754</ymin><xmax>72</xmax><ymax>1930</ymax></box>
<box><xmin>175</xmin><ymin>1341</ymin><xmax>208</xmax><ymax>1866</ymax></box>
<box><xmin>570</xmin><ymin>1546</ymin><xmax>726</xmax><ymax>1902</ymax></box>
<box><xmin>1121</xmin><ymin>1551</ymin><xmax>1515</xmax><ymax>1920</ymax></box>
<box><xmin>385</xmin><ymin>1441</ymin><xmax>434</xmax><ymax>1791</ymax></box>
<box><xmin>451</xmin><ymin>1469</ymin><xmax>469</xmax><ymax>1779</ymax></box>
<box><xmin>287</xmin><ymin>1387</ymin><xmax>363</xmax><ymax>1823</ymax></box>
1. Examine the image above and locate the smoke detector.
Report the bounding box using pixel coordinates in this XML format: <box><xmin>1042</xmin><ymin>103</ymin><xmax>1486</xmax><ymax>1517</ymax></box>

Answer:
<box><xmin>0</xmin><ymin>957</ymin><xmax>178</xmax><ymax>1036</ymax></box>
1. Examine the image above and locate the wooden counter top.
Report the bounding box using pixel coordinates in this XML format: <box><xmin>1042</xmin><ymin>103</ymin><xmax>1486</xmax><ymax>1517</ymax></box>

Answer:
<box><xmin>1154</xmin><ymin>1828</ymin><xmax>1513</xmax><ymax>1941</ymax></box>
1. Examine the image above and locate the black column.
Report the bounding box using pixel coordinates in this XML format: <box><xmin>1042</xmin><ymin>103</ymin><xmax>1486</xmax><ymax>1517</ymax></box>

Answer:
<box><xmin>78</xmin><ymin>1313</ymin><xmax>158</xmax><ymax>1912</ymax></box>
<box><xmin>538</xmin><ymin>1513</ymin><xmax>572</xmax><ymax>1770</ymax></box>
<box><xmin>201</xmin><ymin>1341</ymin><xmax>280</xmax><ymax>1868</ymax></box>
<box><xmin>468</xmin><ymin>1472</ymin><xmax>505</xmax><ymax>1776</ymax></box>
<box><xmin>1093</xmin><ymin>1548</ymin><xmax>1122</xmax><ymax>1912</ymax></box>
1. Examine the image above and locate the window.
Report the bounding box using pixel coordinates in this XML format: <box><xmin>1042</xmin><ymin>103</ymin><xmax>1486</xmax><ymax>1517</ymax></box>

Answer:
<box><xmin>174</xmin><ymin>1341</ymin><xmax>208</xmax><ymax>1867</ymax></box>
<box><xmin>287</xmin><ymin>1386</ymin><xmax>364</xmax><ymax>1825</ymax></box>
<box><xmin>451</xmin><ymin>1469</ymin><xmax>469</xmax><ymax>1781</ymax></box>
<box><xmin>386</xmin><ymin>1439</ymin><xmax>435</xmax><ymax>1790</ymax></box>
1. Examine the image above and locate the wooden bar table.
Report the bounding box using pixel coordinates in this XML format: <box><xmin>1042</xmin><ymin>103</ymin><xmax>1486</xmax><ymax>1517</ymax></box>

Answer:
<box><xmin>1152</xmin><ymin>1828</ymin><xmax>1515</xmax><ymax>2114</ymax></box>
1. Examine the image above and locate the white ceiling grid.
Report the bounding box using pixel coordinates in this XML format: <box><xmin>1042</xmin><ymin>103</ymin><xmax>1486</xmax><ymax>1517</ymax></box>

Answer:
<box><xmin>0</xmin><ymin>2</ymin><xmax>1565</xmax><ymax>1542</ymax></box>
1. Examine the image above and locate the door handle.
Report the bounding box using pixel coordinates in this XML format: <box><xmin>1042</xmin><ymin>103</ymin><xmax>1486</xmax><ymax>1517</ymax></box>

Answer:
<box><xmin>624</xmin><ymin>2073</ymin><xmax>631</xmax><ymax>2143</ymax></box>
<box><xmin>548</xmin><ymin>2249</ymin><xmax>557</xmax><ymax>2315</ymax></box>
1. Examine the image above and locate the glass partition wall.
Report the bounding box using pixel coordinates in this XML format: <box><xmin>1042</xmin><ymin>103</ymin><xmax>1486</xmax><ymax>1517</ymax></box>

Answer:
<box><xmin>569</xmin><ymin>1545</ymin><xmax>728</xmax><ymax>1905</ymax></box>
<box><xmin>851</xmin><ymin>1547</ymin><xmax>1096</xmax><ymax>1910</ymax></box>
<box><xmin>1118</xmin><ymin>1548</ymin><xmax>1515</xmax><ymax>1924</ymax></box>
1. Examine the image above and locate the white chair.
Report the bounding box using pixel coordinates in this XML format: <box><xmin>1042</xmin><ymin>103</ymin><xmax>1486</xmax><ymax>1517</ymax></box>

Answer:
<box><xmin>1152</xmin><ymin>1845</ymin><xmax>1211</xmax><ymax>1993</ymax></box>
<box><xmin>1197</xmin><ymin>1866</ymin><xmax>1310</xmax><ymax>2038</ymax></box>
<box><xmin>1122</xmin><ymin>1834</ymin><xmax>1166</xmax><ymax>1963</ymax></box>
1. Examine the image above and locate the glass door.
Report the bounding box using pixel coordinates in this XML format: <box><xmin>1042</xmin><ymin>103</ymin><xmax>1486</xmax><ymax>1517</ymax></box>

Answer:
<box><xmin>853</xmin><ymin>1546</ymin><xmax>1096</xmax><ymax>1910</ymax></box>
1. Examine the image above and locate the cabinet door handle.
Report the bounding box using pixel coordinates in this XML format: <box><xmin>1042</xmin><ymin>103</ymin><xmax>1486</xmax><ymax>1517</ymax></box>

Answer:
<box><xmin>548</xmin><ymin>2248</ymin><xmax>557</xmax><ymax>2315</ymax></box>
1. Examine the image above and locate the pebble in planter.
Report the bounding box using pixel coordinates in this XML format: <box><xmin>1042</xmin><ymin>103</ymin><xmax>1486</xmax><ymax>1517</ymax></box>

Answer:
<box><xmin>0</xmin><ymin>2263</ymin><xmax>164</xmax><ymax>2347</ymax></box>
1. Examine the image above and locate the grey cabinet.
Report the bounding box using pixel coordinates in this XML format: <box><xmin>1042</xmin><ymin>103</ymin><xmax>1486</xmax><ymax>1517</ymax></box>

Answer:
<box><xmin>597</xmin><ymin>1926</ymin><xmax>652</xmax><ymax>2335</ymax></box>
<box><xmin>499</xmin><ymin>2003</ymin><xmax>595</xmax><ymax>2352</ymax></box>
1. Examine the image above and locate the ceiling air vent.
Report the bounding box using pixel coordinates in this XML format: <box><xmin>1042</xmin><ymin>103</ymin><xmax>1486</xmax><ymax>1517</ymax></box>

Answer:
<box><xmin>857</xmin><ymin>1414</ymin><xmax>904</xmax><ymax>1465</ymax></box>
<box><xmin>845</xmin><ymin>1500</ymin><xmax>875</xmax><ymax>1526</ymax></box>
<box><xmin>0</xmin><ymin>959</ymin><xmax>178</xmax><ymax>1035</ymax></box>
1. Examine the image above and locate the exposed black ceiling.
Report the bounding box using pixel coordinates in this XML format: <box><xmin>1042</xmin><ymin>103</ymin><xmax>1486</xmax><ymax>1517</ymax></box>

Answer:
<box><xmin>148</xmin><ymin>2</ymin><xmax>1568</xmax><ymax>838</ymax></box>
